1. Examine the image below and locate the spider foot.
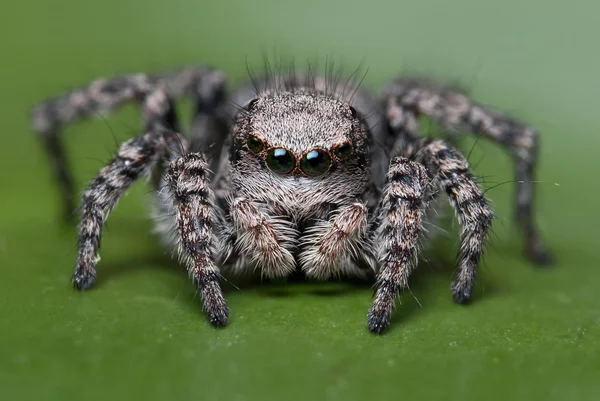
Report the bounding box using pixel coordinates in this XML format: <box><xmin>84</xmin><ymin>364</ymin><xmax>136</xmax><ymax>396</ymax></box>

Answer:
<box><xmin>368</xmin><ymin>286</ymin><xmax>397</xmax><ymax>334</ymax></box>
<box><xmin>207</xmin><ymin>305</ymin><xmax>229</xmax><ymax>328</ymax></box>
<box><xmin>199</xmin><ymin>279</ymin><xmax>229</xmax><ymax>328</ymax></box>
<box><xmin>367</xmin><ymin>304</ymin><xmax>392</xmax><ymax>334</ymax></box>
<box><xmin>451</xmin><ymin>280</ymin><xmax>473</xmax><ymax>304</ymax></box>
<box><xmin>72</xmin><ymin>268</ymin><xmax>96</xmax><ymax>290</ymax></box>
<box><xmin>527</xmin><ymin>237</ymin><xmax>554</xmax><ymax>267</ymax></box>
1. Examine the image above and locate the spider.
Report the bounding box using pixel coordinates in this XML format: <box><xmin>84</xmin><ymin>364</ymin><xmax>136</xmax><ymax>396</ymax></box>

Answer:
<box><xmin>31</xmin><ymin>64</ymin><xmax>552</xmax><ymax>333</ymax></box>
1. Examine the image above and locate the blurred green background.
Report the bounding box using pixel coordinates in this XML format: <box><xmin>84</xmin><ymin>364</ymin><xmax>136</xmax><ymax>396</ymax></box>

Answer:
<box><xmin>1</xmin><ymin>0</ymin><xmax>599</xmax><ymax>400</ymax></box>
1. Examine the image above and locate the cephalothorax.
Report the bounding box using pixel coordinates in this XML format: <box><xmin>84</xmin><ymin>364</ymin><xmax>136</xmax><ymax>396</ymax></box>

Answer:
<box><xmin>31</xmin><ymin>65</ymin><xmax>552</xmax><ymax>333</ymax></box>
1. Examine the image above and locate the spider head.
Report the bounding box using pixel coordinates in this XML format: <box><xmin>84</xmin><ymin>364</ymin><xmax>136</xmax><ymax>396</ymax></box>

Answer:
<box><xmin>230</xmin><ymin>90</ymin><xmax>371</xmax><ymax>212</ymax></box>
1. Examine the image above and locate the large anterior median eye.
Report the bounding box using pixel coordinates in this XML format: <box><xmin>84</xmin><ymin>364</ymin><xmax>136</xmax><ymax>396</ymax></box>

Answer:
<box><xmin>266</xmin><ymin>148</ymin><xmax>296</xmax><ymax>174</ymax></box>
<box><xmin>300</xmin><ymin>149</ymin><xmax>331</xmax><ymax>176</ymax></box>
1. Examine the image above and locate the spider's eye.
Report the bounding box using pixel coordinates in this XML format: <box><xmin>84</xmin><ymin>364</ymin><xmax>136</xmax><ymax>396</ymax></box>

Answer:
<box><xmin>266</xmin><ymin>148</ymin><xmax>296</xmax><ymax>174</ymax></box>
<box><xmin>245</xmin><ymin>98</ymin><xmax>259</xmax><ymax>111</ymax></box>
<box><xmin>333</xmin><ymin>142</ymin><xmax>352</xmax><ymax>159</ymax></box>
<box><xmin>343</xmin><ymin>103</ymin><xmax>357</xmax><ymax>118</ymax></box>
<box><xmin>300</xmin><ymin>149</ymin><xmax>331</xmax><ymax>176</ymax></box>
<box><xmin>247</xmin><ymin>134</ymin><xmax>264</xmax><ymax>153</ymax></box>
<box><xmin>348</xmin><ymin>105</ymin><xmax>357</xmax><ymax>118</ymax></box>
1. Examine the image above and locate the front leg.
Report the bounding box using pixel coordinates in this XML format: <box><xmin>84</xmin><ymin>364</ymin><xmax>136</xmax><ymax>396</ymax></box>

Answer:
<box><xmin>229</xmin><ymin>198</ymin><xmax>297</xmax><ymax>278</ymax></box>
<box><xmin>299</xmin><ymin>202</ymin><xmax>370</xmax><ymax>280</ymax></box>
<box><xmin>166</xmin><ymin>153</ymin><xmax>228</xmax><ymax>327</ymax></box>
<box><xmin>367</xmin><ymin>157</ymin><xmax>429</xmax><ymax>334</ymax></box>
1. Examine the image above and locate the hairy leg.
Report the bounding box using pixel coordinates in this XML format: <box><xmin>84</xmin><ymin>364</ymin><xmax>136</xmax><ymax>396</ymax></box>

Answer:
<box><xmin>415</xmin><ymin>139</ymin><xmax>494</xmax><ymax>303</ymax></box>
<box><xmin>187</xmin><ymin>70</ymin><xmax>230</xmax><ymax>171</ymax></box>
<box><xmin>31</xmin><ymin>66</ymin><xmax>227</xmax><ymax>220</ymax></box>
<box><xmin>229</xmin><ymin>198</ymin><xmax>297</xmax><ymax>278</ymax></box>
<box><xmin>73</xmin><ymin>130</ymin><xmax>186</xmax><ymax>289</ymax></box>
<box><xmin>368</xmin><ymin>157</ymin><xmax>429</xmax><ymax>333</ymax></box>
<box><xmin>382</xmin><ymin>78</ymin><xmax>551</xmax><ymax>265</ymax></box>
<box><xmin>299</xmin><ymin>202</ymin><xmax>370</xmax><ymax>279</ymax></box>
<box><xmin>166</xmin><ymin>153</ymin><xmax>228</xmax><ymax>327</ymax></box>
<box><xmin>32</xmin><ymin>67</ymin><xmax>226</xmax><ymax>134</ymax></box>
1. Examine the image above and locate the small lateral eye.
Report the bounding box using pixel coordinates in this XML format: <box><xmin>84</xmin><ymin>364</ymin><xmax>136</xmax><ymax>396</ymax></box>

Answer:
<box><xmin>333</xmin><ymin>142</ymin><xmax>353</xmax><ymax>159</ymax></box>
<box><xmin>343</xmin><ymin>103</ymin><xmax>357</xmax><ymax>118</ymax></box>
<box><xmin>247</xmin><ymin>133</ymin><xmax>264</xmax><ymax>153</ymax></box>
<box><xmin>245</xmin><ymin>98</ymin><xmax>259</xmax><ymax>111</ymax></box>
<box><xmin>300</xmin><ymin>149</ymin><xmax>332</xmax><ymax>176</ymax></box>
<box><xmin>348</xmin><ymin>105</ymin><xmax>357</xmax><ymax>118</ymax></box>
<box><xmin>267</xmin><ymin>148</ymin><xmax>296</xmax><ymax>174</ymax></box>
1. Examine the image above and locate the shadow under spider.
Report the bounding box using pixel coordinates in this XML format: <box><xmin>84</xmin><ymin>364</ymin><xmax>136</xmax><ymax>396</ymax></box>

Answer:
<box><xmin>87</xmin><ymin>215</ymin><xmax>502</xmax><ymax>331</ymax></box>
<box><xmin>226</xmin><ymin>270</ymin><xmax>374</xmax><ymax>298</ymax></box>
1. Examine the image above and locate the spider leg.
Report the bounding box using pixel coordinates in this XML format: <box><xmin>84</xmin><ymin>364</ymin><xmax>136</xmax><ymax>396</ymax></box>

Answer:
<box><xmin>33</xmin><ymin>74</ymin><xmax>157</xmax><ymax>221</ymax></box>
<box><xmin>382</xmin><ymin>78</ymin><xmax>552</xmax><ymax>265</ymax></box>
<box><xmin>40</xmin><ymin>131</ymin><xmax>76</xmax><ymax>221</ymax></box>
<box><xmin>415</xmin><ymin>139</ymin><xmax>494</xmax><ymax>304</ymax></box>
<box><xmin>73</xmin><ymin>130</ymin><xmax>187</xmax><ymax>290</ymax></box>
<box><xmin>367</xmin><ymin>157</ymin><xmax>429</xmax><ymax>334</ymax></box>
<box><xmin>187</xmin><ymin>71</ymin><xmax>230</xmax><ymax>173</ymax></box>
<box><xmin>31</xmin><ymin>66</ymin><xmax>227</xmax><ymax>221</ymax></box>
<box><xmin>165</xmin><ymin>153</ymin><xmax>229</xmax><ymax>327</ymax></box>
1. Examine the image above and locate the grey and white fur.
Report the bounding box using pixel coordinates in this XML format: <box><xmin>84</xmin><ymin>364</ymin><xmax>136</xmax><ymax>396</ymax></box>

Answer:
<box><xmin>31</xmin><ymin>64</ymin><xmax>552</xmax><ymax>333</ymax></box>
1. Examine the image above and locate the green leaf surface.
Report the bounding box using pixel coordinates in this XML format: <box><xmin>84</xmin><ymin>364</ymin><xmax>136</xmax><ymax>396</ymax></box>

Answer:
<box><xmin>1</xmin><ymin>0</ymin><xmax>599</xmax><ymax>400</ymax></box>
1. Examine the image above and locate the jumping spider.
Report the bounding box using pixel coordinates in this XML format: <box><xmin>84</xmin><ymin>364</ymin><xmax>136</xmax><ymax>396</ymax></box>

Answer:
<box><xmin>31</xmin><ymin>64</ymin><xmax>552</xmax><ymax>333</ymax></box>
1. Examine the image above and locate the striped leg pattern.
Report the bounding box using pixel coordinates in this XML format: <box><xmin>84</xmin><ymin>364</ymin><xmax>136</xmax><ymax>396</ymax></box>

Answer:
<box><xmin>166</xmin><ymin>153</ymin><xmax>228</xmax><ymax>326</ymax></box>
<box><xmin>74</xmin><ymin>130</ymin><xmax>186</xmax><ymax>290</ymax></box>
<box><xmin>383</xmin><ymin>78</ymin><xmax>551</xmax><ymax>265</ymax></box>
<box><xmin>31</xmin><ymin>67</ymin><xmax>227</xmax><ymax>220</ymax></box>
<box><xmin>415</xmin><ymin>139</ymin><xmax>494</xmax><ymax>304</ymax></box>
<box><xmin>368</xmin><ymin>157</ymin><xmax>429</xmax><ymax>333</ymax></box>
